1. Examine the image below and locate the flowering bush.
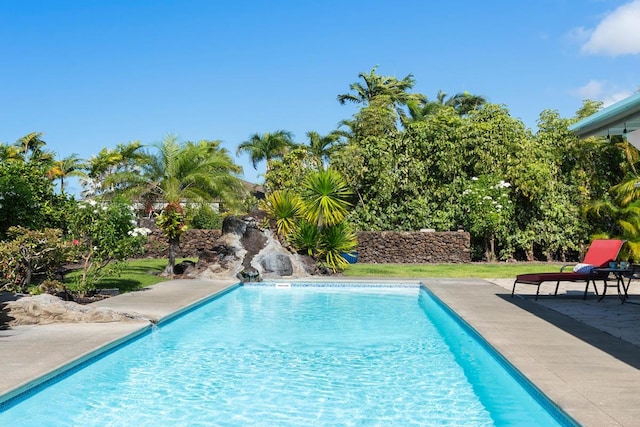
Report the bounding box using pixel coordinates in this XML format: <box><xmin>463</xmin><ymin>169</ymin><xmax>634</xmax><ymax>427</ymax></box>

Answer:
<box><xmin>459</xmin><ymin>175</ymin><xmax>514</xmax><ymax>261</ymax></box>
<box><xmin>69</xmin><ymin>197</ymin><xmax>150</xmax><ymax>294</ymax></box>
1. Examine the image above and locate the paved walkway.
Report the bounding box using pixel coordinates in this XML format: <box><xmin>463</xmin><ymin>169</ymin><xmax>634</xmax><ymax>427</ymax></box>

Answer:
<box><xmin>1</xmin><ymin>277</ymin><xmax>639</xmax><ymax>426</ymax></box>
<box><xmin>0</xmin><ymin>279</ymin><xmax>236</xmax><ymax>402</ymax></box>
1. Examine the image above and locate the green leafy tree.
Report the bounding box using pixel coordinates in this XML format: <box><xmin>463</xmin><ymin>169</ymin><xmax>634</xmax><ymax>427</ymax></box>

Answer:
<box><xmin>265</xmin><ymin>147</ymin><xmax>319</xmax><ymax>192</ymax></box>
<box><xmin>0</xmin><ymin>159</ymin><xmax>73</xmax><ymax>238</ymax></box>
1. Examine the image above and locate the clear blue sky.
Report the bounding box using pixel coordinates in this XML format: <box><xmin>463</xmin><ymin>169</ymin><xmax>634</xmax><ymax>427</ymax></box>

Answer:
<box><xmin>2</xmin><ymin>0</ymin><xmax>639</xmax><ymax>194</ymax></box>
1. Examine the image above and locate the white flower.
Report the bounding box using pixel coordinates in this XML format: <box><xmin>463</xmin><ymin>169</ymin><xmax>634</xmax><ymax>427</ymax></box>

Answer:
<box><xmin>129</xmin><ymin>227</ymin><xmax>152</xmax><ymax>237</ymax></box>
<box><xmin>78</xmin><ymin>204</ymin><xmax>86</xmax><ymax>209</ymax></box>
<box><xmin>471</xmin><ymin>177</ymin><xmax>479</xmax><ymax>181</ymax></box>
<box><xmin>483</xmin><ymin>196</ymin><xmax>492</xmax><ymax>200</ymax></box>
<box><xmin>88</xmin><ymin>199</ymin><xmax>97</xmax><ymax>206</ymax></box>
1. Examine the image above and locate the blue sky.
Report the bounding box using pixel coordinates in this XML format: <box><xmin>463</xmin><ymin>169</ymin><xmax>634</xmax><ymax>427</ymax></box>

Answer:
<box><xmin>2</xmin><ymin>0</ymin><xmax>640</xmax><ymax>194</ymax></box>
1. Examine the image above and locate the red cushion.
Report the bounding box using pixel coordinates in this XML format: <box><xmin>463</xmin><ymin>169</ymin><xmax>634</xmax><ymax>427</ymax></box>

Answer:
<box><xmin>582</xmin><ymin>239</ymin><xmax>625</xmax><ymax>267</ymax></box>
<box><xmin>515</xmin><ymin>272</ymin><xmax>605</xmax><ymax>285</ymax></box>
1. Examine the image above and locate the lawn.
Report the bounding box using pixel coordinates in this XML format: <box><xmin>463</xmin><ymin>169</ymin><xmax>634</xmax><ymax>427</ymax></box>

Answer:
<box><xmin>64</xmin><ymin>258</ymin><xmax>195</xmax><ymax>293</ymax></box>
<box><xmin>342</xmin><ymin>262</ymin><xmax>565</xmax><ymax>279</ymax></box>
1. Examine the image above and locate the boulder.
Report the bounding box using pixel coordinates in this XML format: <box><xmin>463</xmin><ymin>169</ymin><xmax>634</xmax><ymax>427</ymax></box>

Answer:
<box><xmin>260</xmin><ymin>253</ymin><xmax>293</xmax><ymax>276</ymax></box>
<box><xmin>4</xmin><ymin>294</ymin><xmax>146</xmax><ymax>326</ymax></box>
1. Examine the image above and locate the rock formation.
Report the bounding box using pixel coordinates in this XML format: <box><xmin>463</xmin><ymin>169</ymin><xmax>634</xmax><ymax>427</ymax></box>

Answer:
<box><xmin>180</xmin><ymin>215</ymin><xmax>314</xmax><ymax>281</ymax></box>
<box><xmin>3</xmin><ymin>294</ymin><xmax>146</xmax><ymax>326</ymax></box>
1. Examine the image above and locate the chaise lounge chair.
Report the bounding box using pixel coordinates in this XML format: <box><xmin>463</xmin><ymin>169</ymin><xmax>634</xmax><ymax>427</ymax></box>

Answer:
<box><xmin>512</xmin><ymin>239</ymin><xmax>625</xmax><ymax>300</ymax></box>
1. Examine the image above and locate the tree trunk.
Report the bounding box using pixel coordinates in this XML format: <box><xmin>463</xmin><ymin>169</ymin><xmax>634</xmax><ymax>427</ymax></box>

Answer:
<box><xmin>165</xmin><ymin>236</ymin><xmax>180</xmax><ymax>275</ymax></box>
<box><xmin>484</xmin><ymin>236</ymin><xmax>496</xmax><ymax>262</ymax></box>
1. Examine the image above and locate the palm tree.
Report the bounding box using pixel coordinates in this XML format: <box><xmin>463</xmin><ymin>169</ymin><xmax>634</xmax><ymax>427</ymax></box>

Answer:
<box><xmin>302</xmin><ymin>131</ymin><xmax>344</xmax><ymax>169</ymax></box>
<box><xmin>82</xmin><ymin>141</ymin><xmax>147</xmax><ymax>198</ymax></box>
<box><xmin>236</xmin><ymin>130</ymin><xmax>295</xmax><ymax>174</ymax></box>
<box><xmin>406</xmin><ymin>90</ymin><xmax>487</xmax><ymax>123</ymax></box>
<box><xmin>337</xmin><ymin>67</ymin><xmax>425</xmax><ymax>122</ymax></box>
<box><xmin>11</xmin><ymin>132</ymin><xmax>54</xmax><ymax>164</ymax></box>
<box><xmin>444</xmin><ymin>91</ymin><xmax>487</xmax><ymax>115</ymax></box>
<box><xmin>0</xmin><ymin>143</ymin><xmax>22</xmax><ymax>162</ymax></box>
<box><xmin>47</xmin><ymin>153</ymin><xmax>86</xmax><ymax>194</ymax></box>
<box><xmin>131</xmin><ymin>135</ymin><xmax>244</xmax><ymax>273</ymax></box>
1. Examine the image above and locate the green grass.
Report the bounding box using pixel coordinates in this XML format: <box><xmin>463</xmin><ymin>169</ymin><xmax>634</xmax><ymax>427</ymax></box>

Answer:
<box><xmin>64</xmin><ymin>258</ymin><xmax>195</xmax><ymax>293</ymax></box>
<box><xmin>343</xmin><ymin>262</ymin><xmax>566</xmax><ymax>279</ymax></box>
<box><xmin>62</xmin><ymin>259</ymin><xmax>567</xmax><ymax>294</ymax></box>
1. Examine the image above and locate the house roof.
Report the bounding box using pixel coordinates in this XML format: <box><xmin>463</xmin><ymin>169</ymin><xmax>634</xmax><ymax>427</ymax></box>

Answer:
<box><xmin>568</xmin><ymin>92</ymin><xmax>640</xmax><ymax>138</ymax></box>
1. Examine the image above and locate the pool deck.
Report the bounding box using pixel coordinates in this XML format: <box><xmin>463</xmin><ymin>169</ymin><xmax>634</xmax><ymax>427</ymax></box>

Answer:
<box><xmin>1</xmin><ymin>277</ymin><xmax>639</xmax><ymax>426</ymax></box>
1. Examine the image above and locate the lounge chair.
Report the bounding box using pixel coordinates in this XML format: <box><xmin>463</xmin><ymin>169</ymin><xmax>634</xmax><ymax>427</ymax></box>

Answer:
<box><xmin>512</xmin><ymin>239</ymin><xmax>625</xmax><ymax>300</ymax></box>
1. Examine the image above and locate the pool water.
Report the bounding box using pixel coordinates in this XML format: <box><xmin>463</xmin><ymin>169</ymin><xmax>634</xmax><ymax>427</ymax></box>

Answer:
<box><xmin>0</xmin><ymin>284</ymin><xmax>573</xmax><ymax>426</ymax></box>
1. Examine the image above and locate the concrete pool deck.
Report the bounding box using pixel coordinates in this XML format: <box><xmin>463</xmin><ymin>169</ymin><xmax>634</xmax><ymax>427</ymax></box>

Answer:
<box><xmin>0</xmin><ymin>277</ymin><xmax>639</xmax><ymax>426</ymax></box>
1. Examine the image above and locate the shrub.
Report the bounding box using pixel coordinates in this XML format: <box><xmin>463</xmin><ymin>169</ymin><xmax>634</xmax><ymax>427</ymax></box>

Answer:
<box><xmin>68</xmin><ymin>197</ymin><xmax>150</xmax><ymax>295</ymax></box>
<box><xmin>0</xmin><ymin>226</ymin><xmax>73</xmax><ymax>293</ymax></box>
<box><xmin>187</xmin><ymin>204</ymin><xmax>223</xmax><ymax>229</ymax></box>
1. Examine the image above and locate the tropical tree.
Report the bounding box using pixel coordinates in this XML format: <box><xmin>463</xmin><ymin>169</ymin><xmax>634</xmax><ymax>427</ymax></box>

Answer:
<box><xmin>128</xmin><ymin>135</ymin><xmax>244</xmax><ymax>273</ymax></box>
<box><xmin>236</xmin><ymin>130</ymin><xmax>295</xmax><ymax>175</ymax></box>
<box><xmin>15</xmin><ymin>132</ymin><xmax>54</xmax><ymax>164</ymax></box>
<box><xmin>441</xmin><ymin>90</ymin><xmax>487</xmax><ymax>115</ymax></box>
<box><xmin>47</xmin><ymin>153</ymin><xmax>86</xmax><ymax>194</ymax></box>
<box><xmin>0</xmin><ymin>153</ymin><xmax>73</xmax><ymax>238</ymax></box>
<box><xmin>406</xmin><ymin>90</ymin><xmax>486</xmax><ymax>124</ymax></box>
<box><xmin>301</xmin><ymin>131</ymin><xmax>343</xmax><ymax>169</ymax></box>
<box><xmin>0</xmin><ymin>143</ymin><xmax>21</xmax><ymax>162</ymax></box>
<box><xmin>337</xmin><ymin>66</ymin><xmax>425</xmax><ymax>121</ymax></box>
<box><xmin>81</xmin><ymin>141</ymin><xmax>148</xmax><ymax>198</ymax></box>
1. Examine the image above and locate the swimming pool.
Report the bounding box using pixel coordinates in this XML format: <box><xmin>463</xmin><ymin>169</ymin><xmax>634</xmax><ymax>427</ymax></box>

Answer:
<box><xmin>0</xmin><ymin>283</ymin><xmax>575</xmax><ymax>426</ymax></box>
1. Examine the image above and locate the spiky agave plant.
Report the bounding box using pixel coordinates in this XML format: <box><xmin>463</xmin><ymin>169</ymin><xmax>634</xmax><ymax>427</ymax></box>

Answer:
<box><xmin>317</xmin><ymin>222</ymin><xmax>358</xmax><ymax>272</ymax></box>
<box><xmin>287</xmin><ymin>220</ymin><xmax>320</xmax><ymax>256</ymax></box>
<box><xmin>259</xmin><ymin>190</ymin><xmax>303</xmax><ymax>236</ymax></box>
<box><xmin>301</xmin><ymin>169</ymin><xmax>353</xmax><ymax>229</ymax></box>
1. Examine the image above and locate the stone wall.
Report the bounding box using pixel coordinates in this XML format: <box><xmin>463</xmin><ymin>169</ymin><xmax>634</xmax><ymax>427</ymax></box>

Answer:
<box><xmin>138</xmin><ymin>218</ymin><xmax>221</xmax><ymax>258</ymax></box>
<box><xmin>138</xmin><ymin>218</ymin><xmax>470</xmax><ymax>263</ymax></box>
<box><xmin>356</xmin><ymin>231</ymin><xmax>471</xmax><ymax>263</ymax></box>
